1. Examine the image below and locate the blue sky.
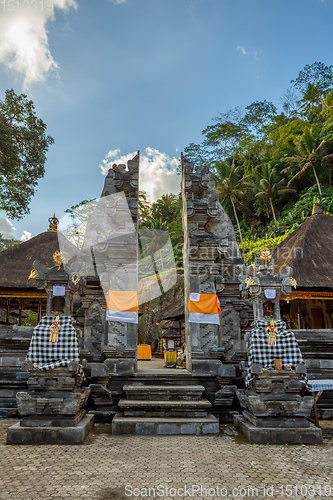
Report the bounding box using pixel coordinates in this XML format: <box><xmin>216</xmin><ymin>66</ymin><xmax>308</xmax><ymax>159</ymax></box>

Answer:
<box><xmin>0</xmin><ymin>0</ymin><xmax>332</xmax><ymax>239</ymax></box>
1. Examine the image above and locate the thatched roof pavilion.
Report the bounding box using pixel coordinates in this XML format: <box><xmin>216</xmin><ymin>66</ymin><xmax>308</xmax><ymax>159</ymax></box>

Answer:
<box><xmin>272</xmin><ymin>202</ymin><xmax>333</xmax><ymax>328</ymax></box>
<box><xmin>273</xmin><ymin>202</ymin><xmax>333</xmax><ymax>289</ymax></box>
<box><xmin>0</xmin><ymin>217</ymin><xmax>78</xmax><ymax>325</ymax></box>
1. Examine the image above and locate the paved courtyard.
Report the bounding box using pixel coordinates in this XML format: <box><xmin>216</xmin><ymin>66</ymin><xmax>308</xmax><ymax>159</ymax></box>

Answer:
<box><xmin>0</xmin><ymin>419</ymin><xmax>332</xmax><ymax>500</ymax></box>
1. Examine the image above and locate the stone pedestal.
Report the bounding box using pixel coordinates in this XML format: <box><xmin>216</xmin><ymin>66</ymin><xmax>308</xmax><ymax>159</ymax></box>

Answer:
<box><xmin>234</xmin><ymin>369</ymin><xmax>322</xmax><ymax>444</ymax></box>
<box><xmin>7</xmin><ymin>361</ymin><xmax>94</xmax><ymax>444</ymax></box>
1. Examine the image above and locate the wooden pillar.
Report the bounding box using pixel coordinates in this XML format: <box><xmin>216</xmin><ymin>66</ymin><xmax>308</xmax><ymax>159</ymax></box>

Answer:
<box><xmin>297</xmin><ymin>301</ymin><xmax>301</xmax><ymax>329</ymax></box>
<box><xmin>38</xmin><ymin>300</ymin><xmax>42</xmax><ymax>322</ymax></box>
<box><xmin>5</xmin><ymin>299</ymin><xmax>9</xmax><ymax>325</ymax></box>
<box><xmin>18</xmin><ymin>300</ymin><xmax>22</xmax><ymax>326</ymax></box>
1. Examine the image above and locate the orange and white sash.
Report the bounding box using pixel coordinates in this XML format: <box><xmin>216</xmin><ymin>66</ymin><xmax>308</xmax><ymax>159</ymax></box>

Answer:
<box><xmin>105</xmin><ymin>290</ymin><xmax>139</xmax><ymax>324</ymax></box>
<box><xmin>188</xmin><ymin>293</ymin><xmax>221</xmax><ymax>325</ymax></box>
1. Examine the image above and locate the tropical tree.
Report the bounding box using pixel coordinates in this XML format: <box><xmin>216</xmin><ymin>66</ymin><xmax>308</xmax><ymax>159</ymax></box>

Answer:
<box><xmin>248</xmin><ymin>164</ymin><xmax>295</xmax><ymax>224</ymax></box>
<box><xmin>298</xmin><ymin>82</ymin><xmax>323</xmax><ymax>116</ymax></box>
<box><xmin>215</xmin><ymin>160</ymin><xmax>245</xmax><ymax>241</ymax></box>
<box><xmin>151</xmin><ymin>193</ymin><xmax>180</xmax><ymax>223</ymax></box>
<box><xmin>0</xmin><ymin>89</ymin><xmax>54</xmax><ymax>219</ymax></box>
<box><xmin>282</xmin><ymin>127</ymin><xmax>333</xmax><ymax>195</ymax></box>
<box><xmin>63</xmin><ymin>199</ymin><xmax>98</xmax><ymax>248</ymax></box>
<box><xmin>138</xmin><ymin>191</ymin><xmax>152</xmax><ymax>228</ymax></box>
<box><xmin>202</xmin><ymin>107</ymin><xmax>245</xmax><ymax>161</ymax></box>
<box><xmin>0</xmin><ymin>233</ymin><xmax>20</xmax><ymax>252</ymax></box>
<box><xmin>242</xmin><ymin>100</ymin><xmax>277</xmax><ymax>137</ymax></box>
<box><xmin>183</xmin><ymin>142</ymin><xmax>211</xmax><ymax>167</ymax></box>
<box><xmin>292</xmin><ymin>62</ymin><xmax>333</xmax><ymax>99</ymax></box>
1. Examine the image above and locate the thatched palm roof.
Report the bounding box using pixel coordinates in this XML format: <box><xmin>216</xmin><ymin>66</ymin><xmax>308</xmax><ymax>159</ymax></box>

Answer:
<box><xmin>0</xmin><ymin>231</ymin><xmax>78</xmax><ymax>289</ymax></box>
<box><xmin>272</xmin><ymin>209</ymin><xmax>333</xmax><ymax>288</ymax></box>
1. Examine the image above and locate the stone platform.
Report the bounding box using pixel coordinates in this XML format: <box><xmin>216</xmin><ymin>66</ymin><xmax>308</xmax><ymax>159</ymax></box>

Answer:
<box><xmin>234</xmin><ymin>414</ymin><xmax>322</xmax><ymax>444</ymax></box>
<box><xmin>112</xmin><ymin>414</ymin><xmax>219</xmax><ymax>435</ymax></box>
<box><xmin>7</xmin><ymin>414</ymin><xmax>94</xmax><ymax>445</ymax></box>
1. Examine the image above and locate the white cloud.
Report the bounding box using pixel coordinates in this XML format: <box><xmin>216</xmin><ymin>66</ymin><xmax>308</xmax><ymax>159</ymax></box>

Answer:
<box><xmin>110</xmin><ymin>0</ymin><xmax>127</xmax><ymax>4</ymax></box>
<box><xmin>0</xmin><ymin>218</ymin><xmax>16</xmax><ymax>239</ymax></box>
<box><xmin>0</xmin><ymin>0</ymin><xmax>77</xmax><ymax>87</ymax></box>
<box><xmin>237</xmin><ymin>44</ymin><xmax>259</xmax><ymax>60</ymax></box>
<box><xmin>100</xmin><ymin>147</ymin><xmax>180</xmax><ymax>202</ymax></box>
<box><xmin>20</xmin><ymin>230</ymin><xmax>32</xmax><ymax>242</ymax></box>
<box><xmin>237</xmin><ymin>45</ymin><xmax>247</xmax><ymax>55</ymax></box>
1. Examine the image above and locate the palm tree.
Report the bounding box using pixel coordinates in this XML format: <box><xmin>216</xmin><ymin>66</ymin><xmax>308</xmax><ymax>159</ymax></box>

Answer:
<box><xmin>248</xmin><ymin>164</ymin><xmax>295</xmax><ymax>224</ymax></box>
<box><xmin>215</xmin><ymin>160</ymin><xmax>245</xmax><ymax>242</ymax></box>
<box><xmin>298</xmin><ymin>83</ymin><xmax>323</xmax><ymax>115</ymax></box>
<box><xmin>282</xmin><ymin>128</ymin><xmax>329</xmax><ymax>195</ymax></box>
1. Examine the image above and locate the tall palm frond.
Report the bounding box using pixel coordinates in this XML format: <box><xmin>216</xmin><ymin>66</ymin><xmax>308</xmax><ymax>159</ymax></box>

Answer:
<box><xmin>215</xmin><ymin>160</ymin><xmax>246</xmax><ymax>241</ymax></box>
<box><xmin>282</xmin><ymin>127</ymin><xmax>333</xmax><ymax>195</ymax></box>
<box><xmin>247</xmin><ymin>164</ymin><xmax>296</xmax><ymax>223</ymax></box>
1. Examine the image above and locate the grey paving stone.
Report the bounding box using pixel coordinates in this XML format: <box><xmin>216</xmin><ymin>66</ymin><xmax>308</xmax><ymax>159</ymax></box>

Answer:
<box><xmin>0</xmin><ymin>419</ymin><xmax>332</xmax><ymax>500</ymax></box>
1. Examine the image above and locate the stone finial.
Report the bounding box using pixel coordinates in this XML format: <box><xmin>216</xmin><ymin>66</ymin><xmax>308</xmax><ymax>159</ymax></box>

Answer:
<box><xmin>48</xmin><ymin>214</ymin><xmax>59</xmax><ymax>232</ymax></box>
<box><xmin>312</xmin><ymin>199</ymin><xmax>323</xmax><ymax>215</ymax></box>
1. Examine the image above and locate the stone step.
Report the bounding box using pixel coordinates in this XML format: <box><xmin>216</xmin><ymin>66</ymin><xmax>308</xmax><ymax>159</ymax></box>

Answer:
<box><xmin>131</xmin><ymin>371</ymin><xmax>195</xmax><ymax>386</ymax></box>
<box><xmin>123</xmin><ymin>410</ymin><xmax>208</xmax><ymax>418</ymax></box>
<box><xmin>0</xmin><ymin>408</ymin><xmax>19</xmax><ymax>418</ymax></box>
<box><xmin>0</xmin><ymin>389</ymin><xmax>18</xmax><ymax>397</ymax></box>
<box><xmin>112</xmin><ymin>414</ymin><xmax>219</xmax><ymax>435</ymax></box>
<box><xmin>123</xmin><ymin>384</ymin><xmax>205</xmax><ymax>401</ymax></box>
<box><xmin>0</xmin><ymin>398</ymin><xmax>17</xmax><ymax>408</ymax></box>
<box><xmin>119</xmin><ymin>398</ymin><xmax>211</xmax><ymax>410</ymax></box>
<box><xmin>119</xmin><ymin>398</ymin><xmax>211</xmax><ymax>418</ymax></box>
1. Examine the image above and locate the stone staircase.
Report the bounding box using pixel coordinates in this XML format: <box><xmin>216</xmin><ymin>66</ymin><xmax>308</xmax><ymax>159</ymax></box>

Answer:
<box><xmin>112</xmin><ymin>370</ymin><xmax>219</xmax><ymax>435</ymax></box>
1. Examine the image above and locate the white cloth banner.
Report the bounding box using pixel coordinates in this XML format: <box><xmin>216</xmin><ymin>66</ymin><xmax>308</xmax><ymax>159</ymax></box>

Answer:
<box><xmin>106</xmin><ymin>310</ymin><xmax>138</xmax><ymax>324</ymax></box>
<box><xmin>264</xmin><ymin>289</ymin><xmax>276</xmax><ymax>299</ymax></box>
<box><xmin>189</xmin><ymin>312</ymin><xmax>220</xmax><ymax>325</ymax></box>
<box><xmin>53</xmin><ymin>285</ymin><xmax>66</xmax><ymax>297</ymax></box>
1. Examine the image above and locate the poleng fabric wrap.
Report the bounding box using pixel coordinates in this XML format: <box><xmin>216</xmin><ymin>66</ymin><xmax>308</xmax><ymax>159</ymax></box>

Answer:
<box><xmin>26</xmin><ymin>315</ymin><xmax>85</xmax><ymax>381</ymax></box>
<box><xmin>105</xmin><ymin>290</ymin><xmax>139</xmax><ymax>324</ymax></box>
<box><xmin>245</xmin><ymin>320</ymin><xmax>305</xmax><ymax>387</ymax></box>
<box><xmin>188</xmin><ymin>293</ymin><xmax>221</xmax><ymax>325</ymax></box>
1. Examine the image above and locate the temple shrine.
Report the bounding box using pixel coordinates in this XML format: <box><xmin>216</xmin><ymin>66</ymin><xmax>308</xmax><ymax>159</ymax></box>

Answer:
<box><xmin>0</xmin><ymin>153</ymin><xmax>332</xmax><ymax>443</ymax></box>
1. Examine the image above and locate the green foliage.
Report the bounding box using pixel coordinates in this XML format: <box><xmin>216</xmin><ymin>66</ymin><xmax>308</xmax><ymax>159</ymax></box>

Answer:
<box><xmin>242</xmin><ymin>100</ymin><xmax>277</xmax><ymax>136</ymax></box>
<box><xmin>0</xmin><ymin>89</ymin><xmax>54</xmax><ymax>219</ymax></box>
<box><xmin>247</xmin><ymin>163</ymin><xmax>296</xmax><ymax>223</ymax></box>
<box><xmin>21</xmin><ymin>310</ymin><xmax>38</xmax><ymax>327</ymax></box>
<box><xmin>264</xmin><ymin>118</ymin><xmax>307</xmax><ymax>164</ymax></box>
<box><xmin>63</xmin><ymin>198</ymin><xmax>97</xmax><ymax>247</ymax></box>
<box><xmin>215</xmin><ymin>160</ymin><xmax>246</xmax><ymax>241</ymax></box>
<box><xmin>289</xmin><ymin>185</ymin><xmax>333</xmax><ymax>219</ymax></box>
<box><xmin>202</xmin><ymin>106</ymin><xmax>245</xmax><ymax>162</ymax></box>
<box><xmin>0</xmin><ymin>234</ymin><xmax>20</xmax><ymax>252</ymax></box>
<box><xmin>183</xmin><ymin>143</ymin><xmax>211</xmax><ymax>167</ymax></box>
<box><xmin>140</xmin><ymin>193</ymin><xmax>184</xmax><ymax>266</ymax></box>
<box><xmin>239</xmin><ymin>224</ymin><xmax>299</xmax><ymax>265</ymax></box>
<box><xmin>321</xmin><ymin>90</ymin><xmax>333</xmax><ymax>121</ymax></box>
<box><xmin>184</xmin><ymin>61</ymin><xmax>333</xmax><ymax>243</ymax></box>
<box><xmin>138</xmin><ymin>191</ymin><xmax>152</xmax><ymax>228</ymax></box>
<box><xmin>291</xmin><ymin>61</ymin><xmax>333</xmax><ymax>98</ymax></box>
<box><xmin>282</xmin><ymin>127</ymin><xmax>333</xmax><ymax>195</ymax></box>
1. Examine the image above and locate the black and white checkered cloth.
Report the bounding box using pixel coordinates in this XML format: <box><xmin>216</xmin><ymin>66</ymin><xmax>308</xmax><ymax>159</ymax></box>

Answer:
<box><xmin>245</xmin><ymin>320</ymin><xmax>305</xmax><ymax>387</ymax></box>
<box><xmin>27</xmin><ymin>316</ymin><xmax>84</xmax><ymax>380</ymax></box>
